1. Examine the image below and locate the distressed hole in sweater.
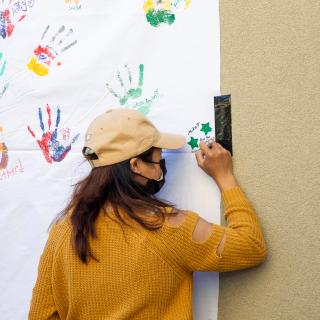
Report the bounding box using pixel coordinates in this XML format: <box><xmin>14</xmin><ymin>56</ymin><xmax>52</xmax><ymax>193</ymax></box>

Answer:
<box><xmin>192</xmin><ymin>216</ymin><xmax>214</xmax><ymax>244</ymax></box>
<box><xmin>216</xmin><ymin>232</ymin><xmax>226</xmax><ymax>257</ymax></box>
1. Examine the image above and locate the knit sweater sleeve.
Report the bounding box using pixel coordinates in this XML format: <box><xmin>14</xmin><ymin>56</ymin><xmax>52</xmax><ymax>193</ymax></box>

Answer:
<box><xmin>28</xmin><ymin>223</ymin><xmax>61</xmax><ymax>320</ymax></box>
<box><xmin>162</xmin><ymin>186</ymin><xmax>267</xmax><ymax>273</ymax></box>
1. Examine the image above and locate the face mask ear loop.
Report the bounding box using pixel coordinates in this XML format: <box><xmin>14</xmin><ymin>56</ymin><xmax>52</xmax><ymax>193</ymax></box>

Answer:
<box><xmin>133</xmin><ymin>171</ymin><xmax>163</xmax><ymax>181</ymax></box>
<box><xmin>133</xmin><ymin>172</ymin><xmax>148</xmax><ymax>179</ymax></box>
<box><xmin>136</xmin><ymin>159</ymin><xmax>166</xmax><ymax>179</ymax></box>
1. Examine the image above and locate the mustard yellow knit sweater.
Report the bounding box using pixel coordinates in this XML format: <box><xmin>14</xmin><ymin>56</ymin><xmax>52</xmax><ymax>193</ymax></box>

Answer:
<box><xmin>28</xmin><ymin>186</ymin><xmax>267</xmax><ymax>319</ymax></box>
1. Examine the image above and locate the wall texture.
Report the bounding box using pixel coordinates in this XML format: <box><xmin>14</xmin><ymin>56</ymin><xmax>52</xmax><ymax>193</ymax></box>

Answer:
<box><xmin>218</xmin><ymin>1</ymin><xmax>320</xmax><ymax>319</ymax></box>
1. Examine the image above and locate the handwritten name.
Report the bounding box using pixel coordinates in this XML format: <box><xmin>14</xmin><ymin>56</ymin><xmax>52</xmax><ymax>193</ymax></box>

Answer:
<box><xmin>68</xmin><ymin>4</ymin><xmax>81</xmax><ymax>10</ymax></box>
<box><xmin>11</xmin><ymin>0</ymin><xmax>35</xmax><ymax>17</ymax></box>
<box><xmin>0</xmin><ymin>159</ymin><xmax>24</xmax><ymax>181</ymax></box>
<box><xmin>130</xmin><ymin>89</ymin><xmax>161</xmax><ymax>110</ymax></box>
<box><xmin>188</xmin><ymin>122</ymin><xmax>200</xmax><ymax>136</ymax></box>
<box><xmin>60</xmin><ymin>127</ymin><xmax>71</xmax><ymax>142</ymax></box>
<box><xmin>190</xmin><ymin>136</ymin><xmax>215</xmax><ymax>153</ymax></box>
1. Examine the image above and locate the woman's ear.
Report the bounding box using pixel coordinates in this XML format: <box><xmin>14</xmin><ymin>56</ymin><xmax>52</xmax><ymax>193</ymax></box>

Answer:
<box><xmin>130</xmin><ymin>157</ymin><xmax>141</xmax><ymax>174</ymax></box>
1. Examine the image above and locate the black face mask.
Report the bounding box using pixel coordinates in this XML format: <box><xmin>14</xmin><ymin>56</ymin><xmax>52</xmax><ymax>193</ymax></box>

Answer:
<box><xmin>133</xmin><ymin>158</ymin><xmax>167</xmax><ymax>195</ymax></box>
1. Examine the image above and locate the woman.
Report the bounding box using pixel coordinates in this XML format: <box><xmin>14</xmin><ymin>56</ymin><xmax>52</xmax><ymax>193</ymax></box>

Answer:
<box><xmin>29</xmin><ymin>108</ymin><xmax>267</xmax><ymax>319</ymax></box>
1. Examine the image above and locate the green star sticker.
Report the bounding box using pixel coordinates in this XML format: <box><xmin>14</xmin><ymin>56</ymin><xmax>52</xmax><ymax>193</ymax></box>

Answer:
<box><xmin>187</xmin><ymin>136</ymin><xmax>199</xmax><ymax>150</ymax></box>
<box><xmin>200</xmin><ymin>122</ymin><xmax>213</xmax><ymax>135</ymax></box>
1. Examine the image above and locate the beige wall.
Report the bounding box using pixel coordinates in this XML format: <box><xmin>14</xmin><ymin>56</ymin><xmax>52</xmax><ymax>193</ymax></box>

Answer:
<box><xmin>218</xmin><ymin>1</ymin><xmax>320</xmax><ymax>319</ymax></box>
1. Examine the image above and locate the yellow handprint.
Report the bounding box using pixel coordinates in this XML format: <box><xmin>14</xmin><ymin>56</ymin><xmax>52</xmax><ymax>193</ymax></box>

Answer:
<box><xmin>27</xmin><ymin>25</ymin><xmax>77</xmax><ymax>76</ymax></box>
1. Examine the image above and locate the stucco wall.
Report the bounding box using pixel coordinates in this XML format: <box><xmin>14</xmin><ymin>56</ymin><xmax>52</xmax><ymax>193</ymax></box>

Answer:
<box><xmin>218</xmin><ymin>1</ymin><xmax>320</xmax><ymax>319</ymax></box>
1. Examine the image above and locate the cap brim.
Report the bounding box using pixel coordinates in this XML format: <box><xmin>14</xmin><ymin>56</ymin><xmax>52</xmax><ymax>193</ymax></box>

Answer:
<box><xmin>153</xmin><ymin>132</ymin><xmax>186</xmax><ymax>150</ymax></box>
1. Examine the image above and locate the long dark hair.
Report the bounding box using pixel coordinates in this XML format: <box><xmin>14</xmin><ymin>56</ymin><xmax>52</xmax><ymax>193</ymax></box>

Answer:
<box><xmin>49</xmin><ymin>147</ymin><xmax>177</xmax><ymax>264</ymax></box>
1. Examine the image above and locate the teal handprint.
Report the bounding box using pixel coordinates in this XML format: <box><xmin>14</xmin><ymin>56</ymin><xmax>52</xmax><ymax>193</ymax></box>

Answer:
<box><xmin>106</xmin><ymin>64</ymin><xmax>144</xmax><ymax>106</ymax></box>
<box><xmin>0</xmin><ymin>52</ymin><xmax>8</xmax><ymax>99</ymax></box>
<box><xmin>0</xmin><ymin>52</ymin><xmax>6</xmax><ymax>77</ymax></box>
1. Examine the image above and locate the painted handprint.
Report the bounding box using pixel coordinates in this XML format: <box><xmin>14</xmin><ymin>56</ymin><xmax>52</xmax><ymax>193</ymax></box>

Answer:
<box><xmin>0</xmin><ymin>51</ymin><xmax>8</xmax><ymax>98</ymax></box>
<box><xmin>27</xmin><ymin>25</ymin><xmax>77</xmax><ymax>76</ymax></box>
<box><xmin>106</xmin><ymin>64</ymin><xmax>144</xmax><ymax>106</ymax></box>
<box><xmin>27</xmin><ymin>104</ymin><xmax>80</xmax><ymax>163</ymax></box>
<box><xmin>0</xmin><ymin>127</ymin><xmax>8</xmax><ymax>170</ymax></box>
<box><xmin>0</xmin><ymin>0</ymin><xmax>35</xmax><ymax>39</ymax></box>
<box><xmin>0</xmin><ymin>126</ymin><xmax>24</xmax><ymax>180</ymax></box>
<box><xmin>64</xmin><ymin>0</ymin><xmax>81</xmax><ymax>11</ymax></box>
<box><xmin>106</xmin><ymin>64</ymin><xmax>161</xmax><ymax>115</ymax></box>
<box><xmin>143</xmin><ymin>0</ymin><xmax>191</xmax><ymax>27</ymax></box>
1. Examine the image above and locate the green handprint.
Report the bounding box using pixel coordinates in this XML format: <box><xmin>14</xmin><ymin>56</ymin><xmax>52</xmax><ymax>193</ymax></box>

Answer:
<box><xmin>143</xmin><ymin>0</ymin><xmax>192</xmax><ymax>28</ymax></box>
<box><xmin>106</xmin><ymin>64</ymin><xmax>144</xmax><ymax>106</ymax></box>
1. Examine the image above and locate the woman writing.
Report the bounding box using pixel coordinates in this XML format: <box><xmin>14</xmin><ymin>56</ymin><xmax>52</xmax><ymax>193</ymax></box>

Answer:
<box><xmin>29</xmin><ymin>108</ymin><xmax>267</xmax><ymax>319</ymax></box>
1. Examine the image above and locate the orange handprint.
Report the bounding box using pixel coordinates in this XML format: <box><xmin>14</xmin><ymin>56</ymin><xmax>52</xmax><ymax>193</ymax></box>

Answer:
<box><xmin>0</xmin><ymin>127</ymin><xmax>8</xmax><ymax>170</ymax></box>
<box><xmin>64</xmin><ymin>0</ymin><xmax>81</xmax><ymax>10</ymax></box>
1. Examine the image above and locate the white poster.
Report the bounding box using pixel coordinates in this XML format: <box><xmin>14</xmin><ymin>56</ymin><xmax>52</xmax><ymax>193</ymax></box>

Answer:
<box><xmin>0</xmin><ymin>0</ymin><xmax>221</xmax><ymax>319</ymax></box>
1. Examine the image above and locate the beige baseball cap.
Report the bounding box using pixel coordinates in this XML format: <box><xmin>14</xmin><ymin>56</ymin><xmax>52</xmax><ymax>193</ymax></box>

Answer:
<box><xmin>83</xmin><ymin>108</ymin><xmax>186</xmax><ymax>167</ymax></box>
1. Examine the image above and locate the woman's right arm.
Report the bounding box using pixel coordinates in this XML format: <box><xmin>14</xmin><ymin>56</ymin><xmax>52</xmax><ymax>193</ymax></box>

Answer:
<box><xmin>165</xmin><ymin>183</ymin><xmax>267</xmax><ymax>272</ymax></box>
<box><xmin>163</xmin><ymin>141</ymin><xmax>267</xmax><ymax>273</ymax></box>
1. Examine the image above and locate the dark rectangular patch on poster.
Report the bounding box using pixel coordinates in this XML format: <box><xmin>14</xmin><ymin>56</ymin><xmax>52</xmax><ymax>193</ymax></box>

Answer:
<box><xmin>214</xmin><ymin>94</ymin><xmax>233</xmax><ymax>156</ymax></box>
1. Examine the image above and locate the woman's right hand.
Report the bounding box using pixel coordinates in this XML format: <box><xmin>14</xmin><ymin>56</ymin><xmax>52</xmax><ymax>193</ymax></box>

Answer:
<box><xmin>195</xmin><ymin>141</ymin><xmax>239</xmax><ymax>192</ymax></box>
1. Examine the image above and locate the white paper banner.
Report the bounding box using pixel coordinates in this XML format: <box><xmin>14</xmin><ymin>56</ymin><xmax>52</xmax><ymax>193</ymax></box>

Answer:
<box><xmin>0</xmin><ymin>1</ymin><xmax>221</xmax><ymax>319</ymax></box>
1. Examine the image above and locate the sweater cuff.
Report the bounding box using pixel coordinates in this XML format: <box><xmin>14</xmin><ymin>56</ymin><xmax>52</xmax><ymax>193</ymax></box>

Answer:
<box><xmin>221</xmin><ymin>186</ymin><xmax>250</xmax><ymax>208</ymax></box>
